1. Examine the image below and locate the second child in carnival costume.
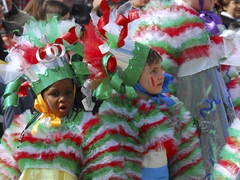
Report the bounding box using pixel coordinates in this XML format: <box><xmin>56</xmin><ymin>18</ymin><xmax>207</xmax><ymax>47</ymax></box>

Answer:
<box><xmin>0</xmin><ymin>16</ymin><xmax>109</xmax><ymax>180</ymax></box>
<box><xmin>211</xmin><ymin>28</ymin><xmax>240</xmax><ymax>180</ymax></box>
<box><xmin>128</xmin><ymin>0</ymin><xmax>237</xmax><ymax>177</ymax></box>
<box><xmin>81</xmin><ymin>0</ymin><xmax>205</xmax><ymax>179</ymax></box>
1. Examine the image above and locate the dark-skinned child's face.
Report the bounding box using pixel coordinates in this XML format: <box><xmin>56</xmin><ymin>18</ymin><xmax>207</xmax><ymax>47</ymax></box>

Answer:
<box><xmin>43</xmin><ymin>79</ymin><xmax>75</xmax><ymax>118</ymax></box>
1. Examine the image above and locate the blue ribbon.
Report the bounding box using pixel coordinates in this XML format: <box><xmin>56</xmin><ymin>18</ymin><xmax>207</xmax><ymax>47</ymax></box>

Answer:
<box><xmin>135</xmin><ymin>73</ymin><xmax>176</xmax><ymax>107</ymax></box>
<box><xmin>200</xmin><ymin>99</ymin><xmax>221</xmax><ymax>119</ymax></box>
<box><xmin>198</xmin><ymin>0</ymin><xmax>223</xmax><ymax>36</ymax></box>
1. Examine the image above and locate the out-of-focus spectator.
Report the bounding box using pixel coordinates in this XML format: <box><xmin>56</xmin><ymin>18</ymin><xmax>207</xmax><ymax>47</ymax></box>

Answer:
<box><xmin>4</xmin><ymin>0</ymin><xmax>31</xmax><ymax>26</ymax></box>
<box><xmin>92</xmin><ymin>0</ymin><xmax>101</xmax><ymax>8</ymax></box>
<box><xmin>0</xmin><ymin>4</ymin><xmax>23</xmax><ymax>49</ymax></box>
<box><xmin>130</xmin><ymin>0</ymin><xmax>149</xmax><ymax>9</ymax></box>
<box><xmin>47</xmin><ymin>0</ymin><xmax>92</xmax><ymax>25</ymax></box>
<box><xmin>23</xmin><ymin>0</ymin><xmax>45</xmax><ymax>20</ymax></box>
<box><xmin>74</xmin><ymin>0</ymin><xmax>92</xmax><ymax>8</ymax></box>
<box><xmin>229</xmin><ymin>20</ymin><xmax>240</xmax><ymax>29</ymax></box>
<box><xmin>218</xmin><ymin>0</ymin><xmax>240</xmax><ymax>29</ymax></box>
<box><xmin>43</xmin><ymin>0</ymin><xmax>70</xmax><ymax>20</ymax></box>
<box><xmin>13</xmin><ymin>0</ymin><xmax>30</xmax><ymax>10</ymax></box>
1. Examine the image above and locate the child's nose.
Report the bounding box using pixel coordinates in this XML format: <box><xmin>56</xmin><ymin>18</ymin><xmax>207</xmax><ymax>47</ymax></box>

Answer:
<box><xmin>59</xmin><ymin>95</ymin><xmax>67</xmax><ymax>102</ymax></box>
<box><xmin>158</xmin><ymin>71</ymin><xmax>165</xmax><ymax>78</ymax></box>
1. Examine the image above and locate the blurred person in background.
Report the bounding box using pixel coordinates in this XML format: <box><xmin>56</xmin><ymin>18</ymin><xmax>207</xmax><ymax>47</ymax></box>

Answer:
<box><xmin>217</xmin><ymin>0</ymin><xmax>240</xmax><ymax>29</ymax></box>
<box><xmin>43</xmin><ymin>0</ymin><xmax>70</xmax><ymax>20</ymax></box>
<box><xmin>47</xmin><ymin>0</ymin><xmax>92</xmax><ymax>25</ymax></box>
<box><xmin>13</xmin><ymin>0</ymin><xmax>29</xmax><ymax>10</ymax></box>
<box><xmin>0</xmin><ymin>4</ymin><xmax>22</xmax><ymax>50</ymax></box>
<box><xmin>4</xmin><ymin>0</ymin><xmax>31</xmax><ymax>25</ymax></box>
<box><xmin>23</xmin><ymin>0</ymin><xmax>45</xmax><ymax>20</ymax></box>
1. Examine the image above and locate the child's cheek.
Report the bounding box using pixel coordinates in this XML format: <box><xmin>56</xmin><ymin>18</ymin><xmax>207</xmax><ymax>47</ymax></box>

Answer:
<box><xmin>46</xmin><ymin>99</ymin><xmax>54</xmax><ymax>112</ymax></box>
<box><xmin>149</xmin><ymin>76</ymin><xmax>155</xmax><ymax>87</ymax></box>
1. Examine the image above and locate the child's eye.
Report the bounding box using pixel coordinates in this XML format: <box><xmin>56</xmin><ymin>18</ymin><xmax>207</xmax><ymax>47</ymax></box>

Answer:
<box><xmin>151</xmin><ymin>70</ymin><xmax>156</xmax><ymax>74</ymax></box>
<box><xmin>66</xmin><ymin>90</ymin><xmax>73</xmax><ymax>96</ymax></box>
<box><xmin>51</xmin><ymin>92</ymin><xmax>59</xmax><ymax>97</ymax></box>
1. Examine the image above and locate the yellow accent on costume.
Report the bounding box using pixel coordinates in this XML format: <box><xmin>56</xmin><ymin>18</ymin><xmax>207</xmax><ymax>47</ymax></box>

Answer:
<box><xmin>0</xmin><ymin>60</ymin><xmax>7</xmax><ymax>64</ymax></box>
<box><xmin>19</xmin><ymin>168</ymin><xmax>77</xmax><ymax>180</ymax></box>
<box><xmin>32</xmin><ymin>94</ymin><xmax>61</xmax><ymax>135</ymax></box>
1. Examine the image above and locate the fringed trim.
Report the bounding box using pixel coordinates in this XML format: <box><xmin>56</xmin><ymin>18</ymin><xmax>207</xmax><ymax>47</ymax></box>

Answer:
<box><xmin>83</xmin><ymin>139</ymin><xmax>142</xmax><ymax>165</ymax></box>
<box><xmin>14</xmin><ymin>143</ymin><xmax>81</xmax><ymax>161</ymax></box>
<box><xmin>0</xmin><ymin>146</ymin><xmax>21</xmax><ymax>179</ymax></box>
<box><xmin>21</xmin><ymin>130</ymin><xmax>83</xmax><ymax>147</ymax></box>
<box><xmin>84</xmin><ymin>122</ymin><xmax>139</xmax><ymax>151</ymax></box>
<box><xmin>78</xmin><ymin>112</ymin><xmax>100</xmax><ymax>135</ymax></box>
<box><xmin>80</xmin><ymin>155</ymin><xmax>124</xmax><ymax>179</ymax></box>
<box><xmin>212</xmin><ymin>118</ymin><xmax>240</xmax><ymax>179</ymax></box>
<box><xmin>92</xmin><ymin>170</ymin><xmax>125</xmax><ymax>180</ymax></box>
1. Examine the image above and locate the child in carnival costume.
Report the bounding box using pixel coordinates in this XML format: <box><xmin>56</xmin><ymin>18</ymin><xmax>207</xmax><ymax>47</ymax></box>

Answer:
<box><xmin>81</xmin><ymin>0</ymin><xmax>205</xmax><ymax>179</ymax></box>
<box><xmin>125</xmin><ymin>0</ymin><xmax>237</xmax><ymax>177</ymax></box>
<box><xmin>0</xmin><ymin>16</ymin><xmax>109</xmax><ymax>180</ymax></box>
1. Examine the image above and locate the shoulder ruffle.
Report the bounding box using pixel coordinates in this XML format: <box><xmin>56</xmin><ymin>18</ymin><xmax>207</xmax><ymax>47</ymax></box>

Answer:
<box><xmin>0</xmin><ymin>110</ymin><xmax>32</xmax><ymax>179</ymax></box>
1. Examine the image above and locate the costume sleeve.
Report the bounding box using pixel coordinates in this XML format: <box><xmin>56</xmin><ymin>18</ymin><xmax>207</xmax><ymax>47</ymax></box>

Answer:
<box><xmin>167</xmin><ymin>96</ymin><xmax>205</xmax><ymax>180</ymax></box>
<box><xmin>211</xmin><ymin>118</ymin><xmax>240</xmax><ymax>180</ymax></box>
<box><xmin>80</xmin><ymin>96</ymin><xmax>142</xmax><ymax>180</ymax></box>
<box><xmin>0</xmin><ymin>110</ymin><xmax>32</xmax><ymax>179</ymax></box>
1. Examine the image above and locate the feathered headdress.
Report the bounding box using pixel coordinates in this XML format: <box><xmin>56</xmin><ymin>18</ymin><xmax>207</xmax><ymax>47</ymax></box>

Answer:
<box><xmin>0</xmin><ymin>15</ymin><xmax>89</xmax><ymax>110</ymax></box>
<box><xmin>83</xmin><ymin>0</ymin><xmax>151</xmax><ymax>100</ymax></box>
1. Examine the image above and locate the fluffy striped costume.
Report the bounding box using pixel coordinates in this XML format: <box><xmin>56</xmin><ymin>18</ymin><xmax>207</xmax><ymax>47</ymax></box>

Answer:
<box><xmin>130</xmin><ymin>0</ymin><xmax>236</xmax><ymax>176</ymax></box>
<box><xmin>92</xmin><ymin>94</ymin><xmax>205</xmax><ymax>179</ymax></box>
<box><xmin>0</xmin><ymin>110</ymin><xmax>104</xmax><ymax>180</ymax></box>
<box><xmin>211</xmin><ymin>118</ymin><xmax>240</xmax><ymax>179</ymax></box>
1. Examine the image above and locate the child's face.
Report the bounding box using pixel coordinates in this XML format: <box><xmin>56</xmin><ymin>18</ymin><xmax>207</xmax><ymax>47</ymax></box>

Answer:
<box><xmin>138</xmin><ymin>61</ymin><xmax>165</xmax><ymax>95</ymax></box>
<box><xmin>130</xmin><ymin>0</ymin><xmax>149</xmax><ymax>9</ymax></box>
<box><xmin>184</xmin><ymin>0</ymin><xmax>216</xmax><ymax>11</ymax></box>
<box><xmin>43</xmin><ymin>79</ymin><xmax>75</xmax><ymax>118</ymax></box>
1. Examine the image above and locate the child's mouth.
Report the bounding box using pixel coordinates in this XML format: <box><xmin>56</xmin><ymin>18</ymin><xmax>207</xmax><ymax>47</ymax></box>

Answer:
<box><xmin>59</xmin><ymin>105</ymin><xmax>67</xmax><ymax>112</ymax></box>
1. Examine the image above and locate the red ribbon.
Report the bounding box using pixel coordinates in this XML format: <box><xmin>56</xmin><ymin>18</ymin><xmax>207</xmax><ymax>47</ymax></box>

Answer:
<box><xmin>97</xmin><ymin>0</ymin><xmax>110</xmax><ymax>38</ymax></box>
<box><xmin>55</xmin><ymin>26</ymin><xmax>79</xmax><ymax>44</ymax></box>
<box><xmin>115</xmin><ymin>9</ymin><xmax>140</xmax><ymax>47</ymax></box>
<box><xmin>17</xmin><ymin>81</ymin><xmax>31</xmax><ymax>97</ymax></box>
<box><xmin>37</xmin><ymin>25</ymin><xmax>79</xmax><ymax>61</ymax></box>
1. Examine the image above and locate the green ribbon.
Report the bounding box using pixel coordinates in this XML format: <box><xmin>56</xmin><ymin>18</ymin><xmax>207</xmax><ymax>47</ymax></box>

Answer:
<box><xmin>94</xmin><ymin>54</ymin><xmax>137</xmax><ymax>100</ymax></box>
<box><xmin>93</xmin><ymin>78</ymin><xmax>113</xmax><ymax>100</ymax></box>
<box><xmin>3</xmin><ymin>78</ymin><xmax>22</xmax><ymax>110</ymax></box>
<box><xmin>71</xmin><ymin>54</ymin><xmax>90</xmax><ymax>86</ymax></box>
<box><xmin>65</xmin><ymin>41</ymin><xmax>84</xmax><ymax>57</ymax></box>
<box><xmin>105</xmin><ymin>32</ymin><xmax>119</xmax><ymax>49</ymax></box>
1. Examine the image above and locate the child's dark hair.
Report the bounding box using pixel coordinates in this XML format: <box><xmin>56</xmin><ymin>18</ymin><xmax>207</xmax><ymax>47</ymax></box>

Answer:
<box><xmin>146</xmin><ymin>49</ymin><xmax>162</xmax><ymax>66</ymax></box>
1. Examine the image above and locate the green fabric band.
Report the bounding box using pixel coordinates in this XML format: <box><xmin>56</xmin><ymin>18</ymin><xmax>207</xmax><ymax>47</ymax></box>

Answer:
<box><xmin>122</xmin><ymin>42</ymin><xmax>150</xmax><ymax>86</ymax></box>
<box><xmin>31</xmin><ymin>64</ymin><xmax>73</xmax><ymax>95</ymax></box>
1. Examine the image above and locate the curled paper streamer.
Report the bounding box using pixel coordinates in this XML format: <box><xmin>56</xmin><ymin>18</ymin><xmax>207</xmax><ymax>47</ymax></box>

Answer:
<box><xmin>36</xmin><ymin>44</ymin><xmax>66</xmax><ymax>63</ymax></box>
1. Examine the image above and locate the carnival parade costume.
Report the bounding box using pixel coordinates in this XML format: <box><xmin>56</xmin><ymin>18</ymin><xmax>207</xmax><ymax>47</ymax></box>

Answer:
<box><xmin>209</xmin><ymin>29</ymin><xmax>240</xmax><ymax>180</ymax></box>
<box><xmin>125</xmin><ymin>0</ymin><xmax>237</xmax><ymax>176</ymax></box>
<box><xmin>0</xmin><ymin>16</ymin><xmax>108</xmax><ymax>180</ymax></box>
<box><xmin>81</xmin><ymin>0</ymin><xmax>205</xmax><ymax>179</ymax></box>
